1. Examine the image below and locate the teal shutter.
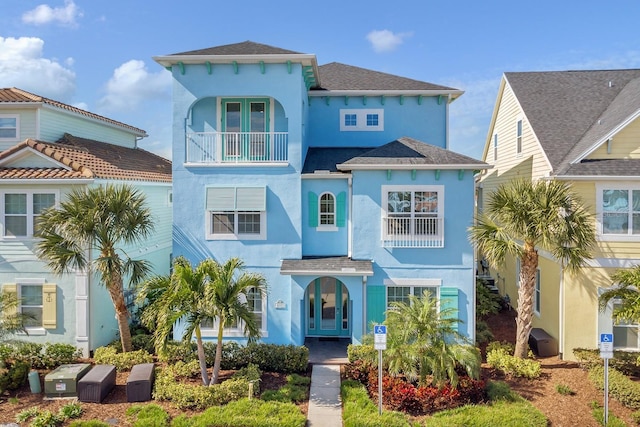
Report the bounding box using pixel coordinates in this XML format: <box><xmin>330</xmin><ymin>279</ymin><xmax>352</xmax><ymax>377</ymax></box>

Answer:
<box><xmin>336</xmin><ymin>191</ymin><xmax>346</xmax><ymax>227</ymax></box>
<box><xmin>440</xmin><ymin>287</ymin><xmax>459</xmax><ymax>330</ymax></box>
<box><xmin>366</xmin><ymin>286</ymin><xmax>387</xmax><ymax>333</ymax></box>
<box><xmin>308</xmin><ymin>192</ymin><xmax>318</xmax><ymax>227</ymax></box>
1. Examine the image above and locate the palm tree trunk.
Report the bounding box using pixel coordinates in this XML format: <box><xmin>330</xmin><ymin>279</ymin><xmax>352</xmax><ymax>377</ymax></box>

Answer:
<box><xmin>107</xmin><ymin>279</ymin><xmax>133</xmax><ymax>352</ymax></box>
<box><xmin>210</xmin><ymin>316</ymin><xmax>225</xmax><ymax>386</ymax></box>
<box><xmin>514</xmin><ymin>247</ymin><xmax>538</xmax><ymax>358</ymax></box>
<box><xmin>194</xmin><ymin>326</ymin><xmax>210</xmax><ymax>386</ymax></box>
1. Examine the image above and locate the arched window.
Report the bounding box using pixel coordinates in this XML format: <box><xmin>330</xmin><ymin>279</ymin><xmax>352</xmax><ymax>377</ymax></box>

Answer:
<box><xmin>319</xmin><ymin>193</ymin><xmax>335</xmax><ymax>226</ymax></box>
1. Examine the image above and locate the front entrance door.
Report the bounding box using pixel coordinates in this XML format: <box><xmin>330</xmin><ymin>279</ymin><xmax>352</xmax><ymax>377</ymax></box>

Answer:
<box><xmin>306</xmin><ymin>277</ymin><xmax>350</xmax><ymax>337</ymax></box>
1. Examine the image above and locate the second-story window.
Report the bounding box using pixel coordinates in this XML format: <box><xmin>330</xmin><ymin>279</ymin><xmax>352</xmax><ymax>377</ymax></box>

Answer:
<box><xmin>340</xmin><ymin>109</ymin><xmax>384</xmax><ymax>131</ymax></box>
<box><xmin>493</xmin><ymin>134</ymin><xmax>498</xmax><ymax>160</ymax></box>
<box><xmin>0</xmin><ymin>115</ymin><xmax>19</xmax><ymax>140</ymax></box>
<box><xmin>598</xmin><ymin>187</ymin><xmax>640</xmax><ymax>238</ymax></box>
<box><xmin>2</xmin><ymin>191</ymin><xmax>56</xmax><ymax>238</ymax></box>
<box><xmin>206</xmin><ymin>186</ymin><xmax>266</xmax><ymax>240</ymax></box>
<box><xmin>516</xmin><ymin>119</ymin><xmax>523</xmax><ymax>155</ymax></box>
<box><xmin>320</xmin><ymin>193</ymin><xmax>336</xmax><ymax>226</ymax></box>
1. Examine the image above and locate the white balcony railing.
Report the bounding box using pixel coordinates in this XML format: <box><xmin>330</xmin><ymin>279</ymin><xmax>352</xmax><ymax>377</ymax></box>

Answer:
<box><xmin>381</xmin><ymin>217</ymin><xmax>444</xmax><ymax>248</ymax></box>
<box><xmin>186</xmin><ymin>132</ymin><xmax>288</xmax><ymax>164</ymax></box>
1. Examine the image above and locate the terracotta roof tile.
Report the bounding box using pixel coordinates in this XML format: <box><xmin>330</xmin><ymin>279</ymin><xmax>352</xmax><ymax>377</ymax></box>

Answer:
<box><xmin>0</xmin><ymin>134</ymin><xmax>171</xmax><ymax>182</ymax></box>
<box><xmin>0</xmin><ymin>88</ymin><xmax>147</xmax><ymax>136</ymax></box>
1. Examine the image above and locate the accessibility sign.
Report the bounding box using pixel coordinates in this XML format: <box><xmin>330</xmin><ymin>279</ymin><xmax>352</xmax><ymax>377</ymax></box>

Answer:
<box><xmin>600</xmin><ymin>333</ymin><xmax>613</xmax><ymax>359</ymax></box>
<box><xmin>374</xmin><ymin>324</ymin><xmax>387</xmax><ymax>350</ymax></box>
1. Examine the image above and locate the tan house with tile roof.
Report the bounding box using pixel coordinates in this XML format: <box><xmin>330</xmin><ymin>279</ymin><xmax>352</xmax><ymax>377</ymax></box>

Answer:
<box><xmin>477</xmin><ymin>69</ymin><xmax>640</xmax><ymax>360</ymax></box>
<box><xmin>0</xmin><ymin>88</ymin><xmax>171</xmax><ymax>356</ymax></box>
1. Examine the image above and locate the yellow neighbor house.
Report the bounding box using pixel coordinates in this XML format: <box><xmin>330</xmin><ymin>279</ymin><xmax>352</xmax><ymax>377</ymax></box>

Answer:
<box><xmin>477</xmin><ymin>69</ymin><xmax>640</xmax><ymax>361</ymax></box>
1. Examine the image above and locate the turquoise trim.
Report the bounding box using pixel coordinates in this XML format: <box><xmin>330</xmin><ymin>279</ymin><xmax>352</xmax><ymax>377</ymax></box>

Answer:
<box><xmin>206</xmin><ymin>61</ymin><xmax>212</xmax><ymax>74</ymax></box>
<box><xmin>435</xmin><ymin>170</ymin><xmax>440</xmax><ymax>180</ymax></box>
<box><xmin>418</xmin><ymin>95</ymin><xmax>423</xmax><ymax>105</ymax></box>
<box><xmin>362</xmin><ymin>96</ymin><xmax>367</xmax><ymax>105</ymax></box>
<box><xmin>411</xmin><ymin>170</ymin><xmax>416</xmax><ymax>180</ymax></box>
<box><xmin>344</xmin><ymin>96</ymin><xmax>349</xmax><ymax>105</ymax></box>
<box><xmin>458</xmin><ymin>170</ymin><xmax>464</xmax><ymax>180</ymax></box>
<box><xmin>366</xmin><ymin>286</ymin><xmax>386</xmax><ymax>329</ymax></box>
<box><xmin>400</xmin><ymin>95</ymin><xmax>404</xmax><ymax>105</ymax></box>
<box><xmin>438</xmin><ymin>95</ymin><xmax>443</xmax><ymax>105</ymax></box>
<box><xmin>336</xmin><ymin>192</ymin><xmax>346</xmax><ymax>227</ymax></box>
<box><xmin>177</xmin><ymin>62</ymin><xmax>185</xmax><ymax>75</ymax></box>
<box><xmin>259</xmin><ymin>61</ymin><xmax>265</xmax><ymax>74</ymax></box>
<box><xmin>232</xmin><ymin>61</ymin><xmax>238</xmax><ymax>74</ymax></box>
<box><xmin>308</xmin><ymin>192</ymin><xmax>318</xmax><ymax>227</ymax></box>
<box><xmin>325</xmin><ymin>97</ymin><xmax>330</xmax><ymax>106</ymax></box>
<box><xmin>387</xmin><ymin>170</ymin><xmax>392</xmax><ymax>180</ymax></box>
<box><xmin>287</xmin><ymin>60</ymin><xmax>292</xmax><ymax>74</ymax></box>
<box><xmin>381</xmin><ymin>95</ymin><xmax>385</xmax><ymax>105</ymax></box>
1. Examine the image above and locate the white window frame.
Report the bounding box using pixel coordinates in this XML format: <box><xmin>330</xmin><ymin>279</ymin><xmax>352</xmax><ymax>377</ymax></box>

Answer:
<box><xmin>17</xmin><ymin>278</ymin><xmax>46</xmax><ymax>335</ymax></box>
<box><xmin>0</xmin><ymin>114</ymin><xmax>19</xmax><ymax>141</ymax></box>
<box><xmin>596</xmin><ymin>183</ymin><xmax>640</xmax><ymax>242</ymax></box>
<box><xmin>534</xmin><ymin>269</ymin><xmax>541</xmax><ymax>316</ymax></box>
<box><xmin>612</xmin><ymin>299</ymin><xmax>640</xmax><ymax>351</ymax></box>
<box><xmin>381</xmin><ymin>185</ymin><xmax>444</xmax><ymax>243</ymax></box>
<box><xmin>516</xmin><ymin>119</ymin><xmax>523</xmax><ymax>156</ymax></box>
<box><xmin>317</xmin><ymin>192</ymin><xmax>337</xmax><ymax>232</ymax></box>
<box><xmin>493</xmin><ymin>133</ymin><xmax>498</xmax><ymax>161</ymax></box>
<box><xmin>340</xmin><ymin>109</ymin><xmax>384</xmax><ymax>131</ymax></box>
<box><xmin>384</xmin><ymin>278</ymin><xmax>441</xmax><ymax>310</ymax></box>
<box><xmin>201</xmin><ymin>287</ymin><xmax>267</xmax><ymax>338</ymax></box>
<box><xmin>206</xmin><ymin>187</ymin><xmax>266</xmax><ymax>240</ymax></box>
<box><xmin>1</xmin><ymin>190</ymin><xmax>58</xmax><ymax>239</ymax></box>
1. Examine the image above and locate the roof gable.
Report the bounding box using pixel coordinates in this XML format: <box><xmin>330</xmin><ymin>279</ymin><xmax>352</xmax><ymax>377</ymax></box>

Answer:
<box><xmin>0</xmin><ymin>134</ymin><xmax>171</xmax><ymax>182</ymax></box>
<box><xmin>0</xmin><ymin>88</ymin><xmax>147</xmax><ymax>137</ymax></box>
<box><xmin>169</xmin><ymin>41</ymin><xmax>303</xmax><ymax>56</ymax></box>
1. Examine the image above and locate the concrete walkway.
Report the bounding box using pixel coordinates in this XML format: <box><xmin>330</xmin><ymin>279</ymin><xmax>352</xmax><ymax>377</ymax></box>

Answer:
<box><xmin>307</xmin><ymin>364</ymin><xmax>342</xmax><ymax>427</ymax></box>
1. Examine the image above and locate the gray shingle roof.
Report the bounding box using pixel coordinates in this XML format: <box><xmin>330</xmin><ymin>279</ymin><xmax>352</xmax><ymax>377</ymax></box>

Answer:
<box><xmin>562</xmin><ymin>159</ymin><xmax>640</xmax><ymax>176</ymax></box>
<box><xmin>302</xmin><ymin>147</ymin><xmax>372</xmax><ymax>173</ymax></box>
<box><xmin>504</xmin><ymin>69</ymin><xmax>640</xmax><ymax>174</ymax></box>
<box><xmin>315</xmin><ymin>62</ymin><xmax>458</xmax><ymax>92</ymax></box>
<box><xmin>336</xmin><ymin>137</ymin><xmax>489</xmax><ymax>170</ymax></box>
<box><xmin>280</xmin><ymin>257</ymin><xmax>373</xmax><ymax>276</ymax></box>
<box><xmin>169</xmin><ymin>41</ymin><xmax>303</xmax><ymax>56</ymax></box>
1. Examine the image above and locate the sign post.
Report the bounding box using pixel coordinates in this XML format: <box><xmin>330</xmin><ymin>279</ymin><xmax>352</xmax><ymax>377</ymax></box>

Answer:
<box><xmin>600</xmin><ymin>333</ymin><xmax>613</xmax><ymax>426</ymax></box>
<box><xmin>374</xmin><ymin>325</ymin><xmax>387</xmax><ymax>416</ymax></box>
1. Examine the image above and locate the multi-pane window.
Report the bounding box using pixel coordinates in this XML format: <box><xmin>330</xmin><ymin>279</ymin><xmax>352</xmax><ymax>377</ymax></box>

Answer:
<box><xmin>383</xmin><ymin>186</ymin><xmax>443</xmax><ymax>245</ymax></box>
<box><xmin>20</xmin><ymin>284</ymin><xmax>43</xmax><ymax>328</ymax></box>
<box><xmin>600</xmin><ymin>188</ymin><xmax>640</xmax><ymax>236</ymax></box>
<box><xmin>2</xmin><ymin>192</ymin><xmax>56</xmax><ymax>237</ymax></box>
<box><xmin>0</xmin><ymin>115</ymin><xmax>18</xmax><ymax>139</ymax></box>
<box><xmin>387</xmin><ymin>285</ymin><xmax>437</xmax><ymax>308</ymax></box>
<box><xmin>319</xmin><ymin>193</ymin><xmax>335</xmax><ymax>226</ymax></box>
<box><xmin>207</xmin><ymin>187</ymin><xmax>266</xmax><ymax>240</ymax></box>
<box><xmin>344</xmin><ymin>114</ymin><xmax>357</xmax><ymax>127</ymax></box>
<box><xmin>613</xmin><ymin>301</ymin><xmax>640</xmax><ymax>350</ymax></box>
<box><xmin>516</xmin><ymin>120</ymin><xmax>522</xmax><ymax>155</ymax></box>
<box><xmin>201</xmin><ymin>286</ymin><xmax>265</xmax><ymax>335</ymax></box>
<box><xmin>340</xmin><ymin>109</ymin><xmax>383</xmax><ymax>131</ymax></box>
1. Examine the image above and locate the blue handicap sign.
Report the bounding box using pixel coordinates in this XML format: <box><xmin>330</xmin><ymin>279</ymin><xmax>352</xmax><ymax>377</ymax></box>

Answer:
<box><xmin>374</xmin><ymin>325</ymin><xmax>387</xmax><ymax>335</ymax></box>
<box><xmin>600</xmin><ymin>333</ymin><xmax>613</xmax><ymax>343</ymax></box>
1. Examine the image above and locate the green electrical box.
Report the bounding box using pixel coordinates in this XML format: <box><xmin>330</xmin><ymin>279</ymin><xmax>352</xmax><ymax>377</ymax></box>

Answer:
<box><xmin>44</xmin><ymin>363</ymin><xmax>92</xmax><ymax>398</ymax></box>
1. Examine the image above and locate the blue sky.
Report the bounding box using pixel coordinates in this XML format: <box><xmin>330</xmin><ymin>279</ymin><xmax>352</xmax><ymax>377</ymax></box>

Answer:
<box><xmin>2</xmin><ymin>0</ymin><xmax>640</xmax><ymax>161</ymax></box>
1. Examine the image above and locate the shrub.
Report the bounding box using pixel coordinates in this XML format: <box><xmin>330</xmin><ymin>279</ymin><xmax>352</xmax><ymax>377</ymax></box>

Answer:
<box><xmin>126</xmin><ymin>403</ymin><xmax>170</xmax><ymax>427</ymax></box>
<box><xmin>243</xmin><ymin>343</ymin><xmax>308</xmax><ymax>373</ymax></box>
<box><xmin>589</xmin><ymin>365</ymin><xmax>640</xmax><ymax>409</ymax></box>
<box><xmin>232</xmin><ymin>363</ymin><xmax>262</xmax><ymax>383</ymax></box>
<box><xmin>476</xmin><ymin>280</ymin><xmax>502</xmax><ymax>317</ymax></box>
<box><xmin>343</xmin><ymin>359</ymin><xmax>372</xmax><ymax>384</ymax></box>
<box><xmin>157</xmin><ymin>340</ymin><xmax>198</xmax><ymax>363</ymax></box>
<box><xmin>218</xmin><ymin>341</ymin><xmax>245</xmax><ymax>369</ymax></box>
<box><xmin>59</xmin><ymin>402</ymin><xmax>83</xmax><ymax>419</ymax></box>
<box><xmin>486</xmin><ymin>343</ymin><xmax>541</xmax><ymax>379</ymax></box>
<box><xmin>5</xmin><ymin>342</ymin><xmax>80</xmax><ymax>369</ymax></box>
<box><xmin>166</xmin><ymin>359</ymin><xmax>200</xmax><ymax>379</ymax></box>
<box><xmin>0</xmin><ymin>360</ymin><xmax>29</xmax><ymax>393</ymax></box>
<box><xmin>347</xmin><ymin>343</ymin><xmax>377</xmax><ymax>365</ymax></box>
<box><xmin>29</xmin><ymin>410</ymin><xmax>63</xmax><ymax>427</ymax></box>
<box><xmin>631</xmin><ymin>409</ymin><xmax>640</xmax><ymax>425</ymax></box>
<box><xmin>590</xmin><ymin>401</ymin><xmax>627</xmax><ymax>427</ymax></box>
<box><xmin>574</xmin><ymin>347</ymin><xmax>640</xmax><ymax>377</ymax></box>
<box><xmin>16</xmin><ymin>407</ymin><xmax>41</xmax><ymax>423</ymax></box>
<box><xmin>69</xmin><ymin>422</ymin><xmax>111</xmax><ymax>427</ymax></box>
<box><xmin>131</xmin><ymin>334</ymin><xmax>155</xmax><ymax>354</ymax></box>
<box><xmin>93</xmin><ymin>346</ymin><xmax>153</xmax><ymax>371</ymax></box>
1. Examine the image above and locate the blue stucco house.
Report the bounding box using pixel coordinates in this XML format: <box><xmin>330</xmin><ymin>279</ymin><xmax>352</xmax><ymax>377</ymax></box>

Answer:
<box><xmin>154</xmin><ymin>41</ymin><xmax>488</xmax><ymax>346</ymax></box>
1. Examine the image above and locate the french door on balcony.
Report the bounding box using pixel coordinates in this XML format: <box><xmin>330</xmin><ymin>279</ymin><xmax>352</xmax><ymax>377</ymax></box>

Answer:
<box><xmin>221</xmin><ymin>98</ymin><xmax>270</xmax><ymax>161</ymax></box>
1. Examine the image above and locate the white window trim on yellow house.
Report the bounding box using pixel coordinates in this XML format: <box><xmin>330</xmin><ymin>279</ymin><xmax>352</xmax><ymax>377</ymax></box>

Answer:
<box><xmin>598</xmin><ymin>288</ymin><xmax>640</xmax><ymax>351</ymax></box>
<box><xmin>596</xmin><ymin>183</ymin><xmax>640</xmax><ymax>242</ymax></box>
<box><xmin>2</xmin><ymin>279</ymin><xmax>57</xmax><ymax>336</ymax></box>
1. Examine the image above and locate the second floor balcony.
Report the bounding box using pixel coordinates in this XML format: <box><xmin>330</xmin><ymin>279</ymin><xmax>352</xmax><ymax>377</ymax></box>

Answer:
<box><xmin>381</xmin><ymin>216</ymin><xmax>444</xmax><ymax>248</ymax></box>
<box><xmin>186</xmin><ymin>132</ymin><xmax>288</xmax><ymax>165</ymax></box>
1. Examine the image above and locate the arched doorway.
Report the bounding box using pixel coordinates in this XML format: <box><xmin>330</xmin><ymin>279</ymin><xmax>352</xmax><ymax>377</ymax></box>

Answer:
<box><xmin>305</xmin><ymin>277</ymin><xmax>350</xmax><ymax>337</ymax></box>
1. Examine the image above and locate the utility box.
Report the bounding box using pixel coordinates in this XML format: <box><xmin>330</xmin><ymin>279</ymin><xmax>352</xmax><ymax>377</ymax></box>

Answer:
<box><xmin>44</xmin><ymin>363</ymin><xmax>92</xmax><ymax>398</ymax></box>
<box><xmin>528</xmin><ymin>328</ymin><xmax>558</xmax><ymax>357</ymax></box>
<box><xmin>126</xmin><ymin>363</ymin><xmax>155</xmax><ymax>402</ymax></box>
<box><xmin>78</xmin><ymin>364</ymin><xmax>116</xmax><ymax>403</ymax></box>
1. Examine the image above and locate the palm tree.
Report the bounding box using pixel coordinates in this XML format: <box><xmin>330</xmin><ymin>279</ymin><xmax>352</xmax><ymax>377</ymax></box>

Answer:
<box><xmin>469</xmin><ymin>179</ymin><xmax>595</xmax><ymax>358</ymax></box>
<box><xmin>138</xmin><ymin>256</ymin><xmax>216</xmax><ymax>385</ymax></box>
<box><xmin>599</xmin><ymin>265</ymin><xmax>640</xmax><ymax>323</ymax></box>
<box><xmin>384</xmin><ymin>291</ymin><xmax>480</xmax><ymax>388</ymax></box>
<box><xmin>35</xmin><ymin>184</ymin><xmax>154</xmax><ymax>352</ymax></box>
<box><xmin>208</xmin><ymin>257</ymin><xmax>267</xmax><ymax>385</ymax></box>
<box><xmin>0</xmin><ymin>291</ymin><xmax>30</xmax><ymax>342</ymax></box>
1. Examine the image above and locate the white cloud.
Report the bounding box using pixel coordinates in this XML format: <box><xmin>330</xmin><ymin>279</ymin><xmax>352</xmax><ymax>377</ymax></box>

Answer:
<box><xmin>22</xmin><ymin>0</ymin><xmax>83</xmax><ymax>28</ymax></box>
<box><xmin>98</xmin><ymin>60</ymin><xmax>171</xmax><ymax>112</ymax></box>
<box><xmin>0</xmin><ymin>37</ymin><xmax>76</xmax><ymax>100</ymax></box>
<box><xmin>366</xmin><ymin>30</ymin><xmax>412</xmax><ymax>53</ymax></box>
